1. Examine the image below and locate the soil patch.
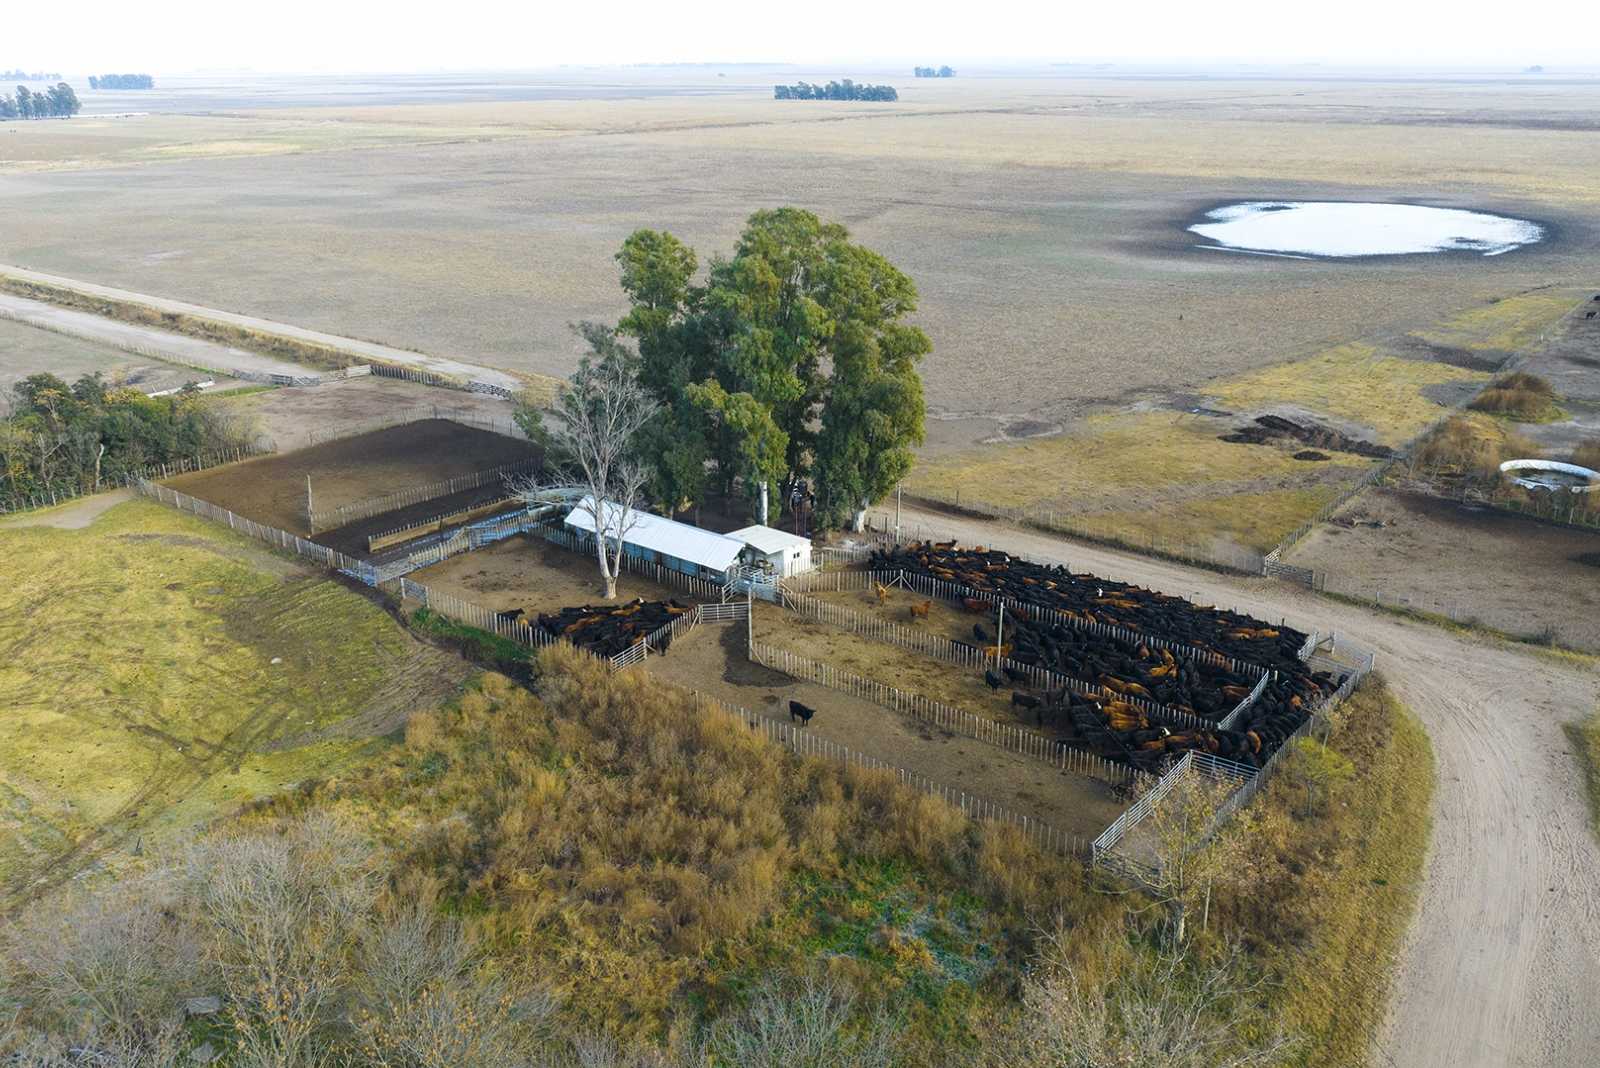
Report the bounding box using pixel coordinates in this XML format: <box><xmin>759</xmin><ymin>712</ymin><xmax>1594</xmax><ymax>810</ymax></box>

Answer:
<box><xmin>166</xmin><ymin>418</ymin><xmax>538</xmax><ymax>534</ymax></box>
<box><xmin>1221</xmin><ymin>414</ymin><xmax>1394</xmax><ymax>459</ymax></box>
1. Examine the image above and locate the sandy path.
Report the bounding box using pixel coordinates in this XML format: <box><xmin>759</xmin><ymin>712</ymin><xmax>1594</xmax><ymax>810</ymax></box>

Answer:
<box><xmin>883</xmin><ymin>503</ymin><xmax>1600</xmax><ymax>1068</ymax></box>
<box><xmin>0</xmin><ymin>264</ymin><xmax>524</xmax><ymax>391</ymax></box>
<box><xmin>0</xmin><ymin>489</ymin><xmax>134</xmax><ymax>530</ymax></box>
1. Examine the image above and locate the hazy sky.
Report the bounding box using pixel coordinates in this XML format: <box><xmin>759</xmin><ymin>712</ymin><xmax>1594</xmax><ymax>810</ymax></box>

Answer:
<box><xmin>8</xmin><ymin>1</ymin><xmax>1592</xmax><ymax>74</ymax></box>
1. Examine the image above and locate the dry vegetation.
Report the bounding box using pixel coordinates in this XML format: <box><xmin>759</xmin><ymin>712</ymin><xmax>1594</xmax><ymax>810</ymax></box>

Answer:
<box><xmin>1467</xmin><ymin>371</ymin><xmax>1562</xmax><ymax>421</ymax></box>
<box><xmin>0</xmin><ymin>498</ymin><xmax>468</xmax><ymax>905</ymax></box>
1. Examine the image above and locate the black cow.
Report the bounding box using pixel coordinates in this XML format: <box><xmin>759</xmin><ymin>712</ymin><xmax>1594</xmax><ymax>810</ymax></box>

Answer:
<box><xmin>1587</xmin><ymin>310</ymin><xmax>1597</xmax><ymax>319</ymax></box>
<box><xmin>973</xmin><ymin>623</ymin><xmax>988</xmax><ymax>642</ymax></box>
<box><xmin>1002</xmin><ymin>664</ymin><xmax>1027</xmax><ymax>683</ymax></box>
<box><xmin>789</xmin><ymin>700</ymin><xmax>816</xmax><ymax>726</ymax></box>
<box><xmin>1011</xmin><ymin>691</ymin><xmax>1042</xmax><ymax>710</ymax></box>
<box><xmin>984</xmin><ymin>669</ymin><xmax>1003</xmax><ymax>690</ymax></box>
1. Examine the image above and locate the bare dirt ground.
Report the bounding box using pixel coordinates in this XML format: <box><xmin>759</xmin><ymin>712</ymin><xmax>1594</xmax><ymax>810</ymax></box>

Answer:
<box><xmin>645</xmin><ymin>622</ymin><xmax>1126</xmax><ymax>844</ymax></box>
<box><xmin>0</xmin><ymin>489</ymin><xmax>133</xmax><ymax>530</ymax></box>
<box><xmin>238</xmin><ymin>376</ymin><xmax>512</xmax><ymax>450</ymax></box>
<box><xmin>406</xmin><ymin>534</ymin><xmax>709</xmax><ymax>617</ymax></box>
<box><xmin>885</xmin><ymin>501</ymin><xmax>1600</xmax><ymax>1068</ymax></box>
<box><xmin>165</xmin><ymin>418</ymin><xmax>538</xmax><ymax>533</ymax></box>
<box><xmin>1286</xmin><ymin>488</ymin><xmax>1600</xmax><ymax>651</ymax></box>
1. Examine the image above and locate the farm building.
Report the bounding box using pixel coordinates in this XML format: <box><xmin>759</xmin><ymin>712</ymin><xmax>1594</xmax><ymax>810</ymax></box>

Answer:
<box><xmin>564</xmin><ymin>497</ymin><xmax>746</xmax><ymax>581</ymax></box>
<box><xmin>728</xmin><ymin>524</ymin><xmax>814</xmax><ymax>577</ymax></box>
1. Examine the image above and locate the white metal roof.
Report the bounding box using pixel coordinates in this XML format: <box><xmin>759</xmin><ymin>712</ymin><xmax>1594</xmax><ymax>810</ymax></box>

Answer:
<box><xmin>564</xmin><ymin>497</ymin><xmax>745</xmax><ymax>572</ymax></box>
<box><xmin>727</xmin><ymin>525</ymin><xmax>813</xmax><ymax>555</ymax></box>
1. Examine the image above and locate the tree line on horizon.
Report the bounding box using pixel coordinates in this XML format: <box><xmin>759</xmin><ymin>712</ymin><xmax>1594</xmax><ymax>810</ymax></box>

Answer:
<box><xmin>88</xmin><ymin>73</ymin><xmax>154</xmax><ymax>89</ymax></box>
<box><xmin>914</xmin><ymin>66</ymin><xmax>956</xmax><ymax>77</ymax></box>
<box><xmin>0</xmin><ymin>69</ymin><xmax>60</xmax><ymax>80</ymax></box>
<box><xmin>0</xmin><ymin>83</ymin><xmax>81</xmax><ymax>120</ymax></box>
<box><xmin>773</xmin><ymin>79</ymin><xmax>898</xmax><ymax>101</ymax></box>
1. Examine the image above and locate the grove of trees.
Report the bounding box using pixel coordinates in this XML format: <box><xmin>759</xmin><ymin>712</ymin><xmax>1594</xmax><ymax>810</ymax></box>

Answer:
<box><xmin>0</xmin><ymin>82</ymin><xmax>81</xmax><ymax>120</ymax></box>
<box><xmin>536</xmin><ymin>207</ymin><xmax>930</xmax><ymax>537</ymax></box>
<box><xmin>0</xmin><ymin>373</ymin><xmax>256</xmax><ymax>508</ymax></box>
<box><xmin>774</xmin><ymin>79</ymin><xmax>898</xmax><ymax>101</ymax></box>
<box><xmin>914</xmin><ymin>66</ymin><xmax>957</xmax><ymax>77</ymax></box>
<box><xmin>88</xmin><ymin>73</ymin><xmax>154</xmax><ymax>89</ymax></box>
<box><xmin>0</xmin><ymin>69</ymin><xmax>60</xmax><ymax>80</ymax></box>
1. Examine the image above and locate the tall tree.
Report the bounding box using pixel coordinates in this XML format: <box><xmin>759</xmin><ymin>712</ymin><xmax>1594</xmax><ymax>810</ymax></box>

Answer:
<box><xmin>509</xmin><ymin>323</ymin><xmax>658</xmax><ymax>600</ymax></box>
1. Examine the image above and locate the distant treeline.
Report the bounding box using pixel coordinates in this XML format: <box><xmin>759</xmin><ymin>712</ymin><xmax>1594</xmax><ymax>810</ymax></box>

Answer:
<box><xmin>0</xmin><ymin>83</ymin><xmax>81</xmax><ymax>120</ymax></box>
<box><xmin>88</xmin><ymin>73</ymin><xmax>154</xmax><ymax>90</ymax></box>
<box><xmin>913</xmin><ymin>66</ymin><xmax>956</xmax><ymax>78</ymax></box>
<box><xmin>0</xmin><ymin>69</ymin><xmax>60</xmax><ymax>80</ymax></box>
<box><xmin>773</xmin><ymin>79</ymin><xmax>897</xmax><ymax>101</ymax></box>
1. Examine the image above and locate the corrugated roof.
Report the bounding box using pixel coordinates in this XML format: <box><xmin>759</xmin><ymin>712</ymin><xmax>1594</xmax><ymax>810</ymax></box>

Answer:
<box><xmin>564</xmin><ymin>497</ymin><xmax>745</xmax><ymax>572</ymax></box>
<box><xmin>727</xmin><ymin>525</ymin><xmax>813</xmax><ymax>555</ymax></box>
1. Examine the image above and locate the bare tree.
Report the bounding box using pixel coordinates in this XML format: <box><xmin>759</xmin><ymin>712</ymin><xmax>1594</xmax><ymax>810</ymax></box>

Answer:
<box><xmin>510</xmin><ymin>323</ymin><xmax>658</xmax><ymax>600</ymax></box>
<box><xmin>988</xmin><ymin>931</ymin><xmax>1297</xmax><ymax>1068</ymax></box>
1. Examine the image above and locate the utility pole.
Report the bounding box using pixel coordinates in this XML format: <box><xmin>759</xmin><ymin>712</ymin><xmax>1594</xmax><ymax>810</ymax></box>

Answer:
<box><xmin>895</xmin><ymin>483</ymin><xmax>902</xmax><ymax>543</ymax></box>
<box><xmin>305</xmin><ymin>475</ymin><xmax>313</xmax><ymax>530</ymax></box>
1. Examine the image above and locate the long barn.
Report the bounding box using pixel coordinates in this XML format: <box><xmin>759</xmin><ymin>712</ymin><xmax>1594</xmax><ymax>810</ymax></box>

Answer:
<box><xmin>563</xmin><ymin>496</ymin><xmax>746</xmax><ymax>582</ymax></box>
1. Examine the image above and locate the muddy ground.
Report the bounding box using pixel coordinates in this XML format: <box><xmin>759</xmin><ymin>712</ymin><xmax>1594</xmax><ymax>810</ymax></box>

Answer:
<box><xmin>237</xmin><ymin>376</ymin><xmax>514</xmax><ymax>451</ymax></box>
<box><xmin>645</xmin><ymin>622</ymin><xmax>1126</xmax><ymax>844</ymax></box>
<box><xmin>1285</xmin><ymin>488</ymin><xmax>1600</xmax><ymax>651</ymax></box>
<box><xmin>165</xmin><ymin>418</ymin><xmax>538</xmax><ymax>534</ymax></box>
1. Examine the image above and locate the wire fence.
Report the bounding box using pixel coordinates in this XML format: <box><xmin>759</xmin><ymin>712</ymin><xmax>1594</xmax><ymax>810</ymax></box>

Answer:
<box><xmin>748</xmin><ymin>640</ymin><xmax>1148</xmax><ymax>788</ymax></box>
<box><xmin>0</xmin><ymin>442</ymin><xmax>277</xmax><ymax>515</ymax></box>
<box><xmin>691</xmin><ymin>691</ymin><xmax>1091</xmax><ymax>857</ymax></box>
<box><xmin>309</xmin><ymin>458</ymin><xmax>539</xmax><ymax>532</ymax></box>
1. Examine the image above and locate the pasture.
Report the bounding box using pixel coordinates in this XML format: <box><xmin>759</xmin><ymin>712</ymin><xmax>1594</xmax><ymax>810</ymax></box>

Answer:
<box><xmin>0</xmin><ymin>497</ymin><xmax>470</xmax><ymax>905</ymax></box>
<box><xmin>0</xmin><ymin>315</ymin><xmax>217</xmax><ymax>396</ymax></box>
<box><xmin>164</xmin><ymin>416</ymin><xmax>539</xmax><ymax>534</ymax></box>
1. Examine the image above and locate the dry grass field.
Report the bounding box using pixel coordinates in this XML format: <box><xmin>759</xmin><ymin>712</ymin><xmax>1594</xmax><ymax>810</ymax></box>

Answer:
<box><xmin>0</xmin><ymin>498</ymin><xmax>469</xmax><ymax>905</ymax></box>
<box><xmin>0</xmin><ymin>316</ymin><xmax>217</xmax><ymax>396</ymax></box>
<box><xmin>4</xmin><ymin>72</ymin><xmax>1598</xmax><ymax>559</ymax></box>
<box><xmin>165</xmin><ymin>417</ymin><xmax>539</xmax><ymax>533</ymax></box>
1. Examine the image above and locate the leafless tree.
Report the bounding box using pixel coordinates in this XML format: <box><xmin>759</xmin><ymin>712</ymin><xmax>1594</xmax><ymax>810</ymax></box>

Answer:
<box><xmin>696</xmin><ymin>972</ymin><xmax>899</xmax><ymax>1068</ymax></box>
<box><xmin>987</xmin><ymin>928</ymin><xmax>1297</xmax><ymax>1068</ymax></box>
<box><xmin>510</xmin><ymin>323</ymin><xmax>658</xmax><ymax>600</ymax></box>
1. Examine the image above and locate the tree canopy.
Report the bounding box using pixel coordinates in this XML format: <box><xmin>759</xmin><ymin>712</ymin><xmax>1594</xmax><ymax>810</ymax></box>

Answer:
<box><xmin>774</xmin><ymin>80</ymin><xmax>898</xmax><ymax>102</ymax></box>
<box><xmin>0</xmin><ymin>83</ymin><xmax>80</xmax><ymax>121</ymax></box>
<box><xmin>87</xmin><ymin>73</ymin><xmax>154</xmax><ymax>90</ymax></box>
<box><xmin>605</xmin><ymin>208</ymin><xmax>930</xmax><ymax>530</ymax></box>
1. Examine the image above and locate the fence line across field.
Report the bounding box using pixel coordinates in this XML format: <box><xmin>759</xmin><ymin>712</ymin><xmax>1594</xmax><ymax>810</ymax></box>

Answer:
<box><xmin>748</xmin><ymin>639</ymin><xmax>1147</xmax><ymax>788</ymax></box>
<box><xmin>310</xmin><ymin>457</ymin><xmax>540</xmax><ymax>532</ymax></box>
<box><xmin>774</xmin><ymin>584</ymin><xmax>1226</xmax><ymax>734</ymax></box>
<box><xmin>1</xmin><ymin>442</ymin><xmax>279</xmax><ymax>515</ymax></box>
<box><xmin>692</xmin><ymin>691</ymin><xmax>1090</xmax><ymax>858</ymax></box>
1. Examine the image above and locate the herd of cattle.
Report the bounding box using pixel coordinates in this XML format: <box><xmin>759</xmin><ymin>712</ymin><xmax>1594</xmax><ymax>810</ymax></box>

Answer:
<box><xmin>874</xmin><ymin>542</ymin><xmax>1345</xmax><ymax>771</ymax></box>
<box><xmin>498</xmin><ymin>598</ymin><xmax>692</xmax><ymax>658</ymax></box>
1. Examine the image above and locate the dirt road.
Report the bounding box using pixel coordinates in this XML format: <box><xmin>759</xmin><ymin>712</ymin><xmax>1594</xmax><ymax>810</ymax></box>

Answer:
<box><xmin>0</xmin><ymin>292</ymin><xmax>311</xmax><ymax>382</ymax></box>
<box><xmin>883</xmin><ymin>504</ymin><xmax>1600</xmax><ymax>1068</ymax></box>
<box><xmin>0</xmin><ymin>264</ymin><xmax>524</xmax><ymax>391</ymax></box>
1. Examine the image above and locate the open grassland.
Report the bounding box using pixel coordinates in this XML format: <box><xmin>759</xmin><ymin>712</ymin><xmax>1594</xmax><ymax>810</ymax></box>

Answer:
<box><xmin>3</xmin><ymin>78</ymin><xmax>1597</xmax><ymax>452</ymax></box>
<box><xmin>0</xmin><ymin>498</ymin><xmax>469</xmax><ymax>904</ymax></box>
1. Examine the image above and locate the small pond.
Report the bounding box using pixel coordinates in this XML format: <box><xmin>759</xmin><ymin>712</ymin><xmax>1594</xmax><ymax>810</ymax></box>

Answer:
<box><xmin>1189</xmin><ymin>201</ymin><xmax>1542</xmax><ymax>259</ymax></box>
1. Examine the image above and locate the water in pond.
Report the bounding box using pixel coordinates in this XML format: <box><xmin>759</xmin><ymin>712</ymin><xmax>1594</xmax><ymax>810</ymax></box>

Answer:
<box><xmin>1189</xmin><ymin>202</ymin><xmax>1542</xmax><ymax>259</ymax></box>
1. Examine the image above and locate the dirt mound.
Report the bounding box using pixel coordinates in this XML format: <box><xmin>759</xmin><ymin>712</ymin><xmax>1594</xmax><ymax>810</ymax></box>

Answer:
<box><xmin>1221</xmin><ymin>415</ymin><xmax>1394</xmax><ymax>459</ymax></box>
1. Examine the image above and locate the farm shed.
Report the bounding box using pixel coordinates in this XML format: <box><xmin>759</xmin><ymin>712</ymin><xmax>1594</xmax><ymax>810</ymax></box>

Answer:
<box><xmin>728</xmin><ymin>524</ymin><xmax>814</xmax><ymax>577</ymax></box>
<box><xmin>564</xmin><ymin>497</ymin><xmax>745</xmax><ymax>581</ymax></box>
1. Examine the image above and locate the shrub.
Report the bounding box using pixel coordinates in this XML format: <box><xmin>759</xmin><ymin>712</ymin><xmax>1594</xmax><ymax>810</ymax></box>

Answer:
<box><xmin>1467</xmin><ymin>372</ymin><xmax>1558</xmax><ymax>420</ymax></box>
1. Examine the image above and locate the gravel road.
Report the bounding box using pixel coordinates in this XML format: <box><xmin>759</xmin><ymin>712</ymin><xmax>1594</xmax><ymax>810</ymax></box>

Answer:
<box><xmin>0</xmin><ymin>264</ymin><xmax>524</xmax><ymax>391</ymax></box>
<box><xmin>883</xmin><ymin>503</ymin><xmax>1600</xmax><ymax>1068</ymax></box>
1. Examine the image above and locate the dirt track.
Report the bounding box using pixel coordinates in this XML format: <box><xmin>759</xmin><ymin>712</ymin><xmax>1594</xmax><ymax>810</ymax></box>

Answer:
<box><xmin>886</xmin><ymin>503</ymin><xmax>1600</xmax><ymax>1068</ymax></box>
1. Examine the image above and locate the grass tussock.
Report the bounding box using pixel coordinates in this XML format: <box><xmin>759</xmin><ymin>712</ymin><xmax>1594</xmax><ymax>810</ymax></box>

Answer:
<box><xmin>1572</xmin><ymin>438</ymin><xmax>1600</xmax><ymax>473</ymax></box>
<box><xmin>1467</xmin><ymin>371</ymin><xmax>1562</xmax><ymax>422</ymax></box>
<box><xmin>1210</xmin><ymin>677</ymin><xmax>1434</xmax><ymax>1066</ymax></box>
<box><xmin>1568</xmin><ymin>704</ymin><xmax>1600</xmax><ymax>842</ymax></box>
<box><xmin>1412</xmin><ymin>412</ymin><xmax>1541</xmax><ymax>479</ymax></box>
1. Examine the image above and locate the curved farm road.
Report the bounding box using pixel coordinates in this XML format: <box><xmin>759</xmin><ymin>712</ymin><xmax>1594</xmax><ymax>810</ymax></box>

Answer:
<box><xmin>885</xmin><ymin>504</ymin><xmax>1600</xmax><ymax>1068</ymax></box>
<box><xmin>0</xmin><ymin>264</ymin><xmax>525</xmax><ymax>392</ymax></box>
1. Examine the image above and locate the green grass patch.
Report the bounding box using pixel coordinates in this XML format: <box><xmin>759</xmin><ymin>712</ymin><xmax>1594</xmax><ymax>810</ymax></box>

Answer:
<box><xmin>0</xmin><ymin>498</ymin><xmax>461</xmax><ymax>901</ymax></box>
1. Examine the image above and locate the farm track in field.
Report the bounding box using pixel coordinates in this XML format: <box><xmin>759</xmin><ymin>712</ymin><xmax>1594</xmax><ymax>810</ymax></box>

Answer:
<box><xmin>886</xmin><ymin>502</ymin><xmax>1600</xmax><ymax>1068</ymax></box>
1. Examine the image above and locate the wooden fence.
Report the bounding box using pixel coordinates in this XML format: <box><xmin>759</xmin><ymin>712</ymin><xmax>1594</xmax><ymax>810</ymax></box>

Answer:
<box><xmin>296</xmin><ymin>405</ymin><xmax>530</xmax><ymax>450</ymax></box>
<box><xmin>1</xmin><ymin>442</ymin><xmax>277</xmax><ymax>515</ymax></box>
<box><xmin>537</xmin><ymin>523</ymin><xmax>731</xmax><ymax>604</ymax></box>
<box><xmin>748</xmin><ymin>640</ymin><xmax>1147</xmax><ymax>788</ymax></box>
<box><xmin>692</xmin><ymin>691</ymin><xmax>1091</xmax><ymax>858</ymax></box>
<box><xmin>309</xmin><ymin>458</ymin><xmax>539</xmax><ymax>532</ymax></box>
